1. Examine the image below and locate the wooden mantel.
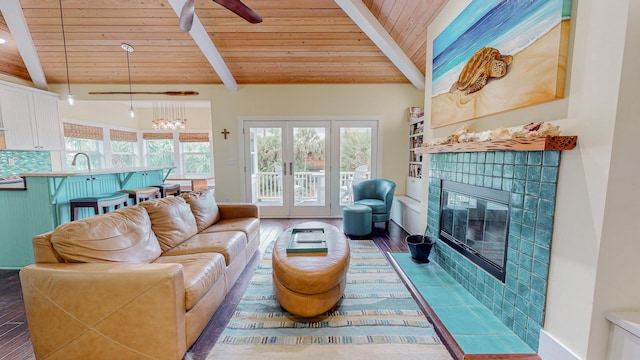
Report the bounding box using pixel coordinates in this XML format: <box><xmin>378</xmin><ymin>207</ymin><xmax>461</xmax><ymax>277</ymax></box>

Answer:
<box><xmin>415</xmin><ymin>136</ymin><xmax>577</xmax><ymax>154</ymax></box>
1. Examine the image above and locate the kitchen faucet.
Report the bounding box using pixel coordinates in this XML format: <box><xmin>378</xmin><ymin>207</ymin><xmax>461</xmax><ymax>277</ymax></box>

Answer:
<box><xmin>71</xmin><ymin>152</ymin><xmax>91</xmax><ymax>172</ymax></box>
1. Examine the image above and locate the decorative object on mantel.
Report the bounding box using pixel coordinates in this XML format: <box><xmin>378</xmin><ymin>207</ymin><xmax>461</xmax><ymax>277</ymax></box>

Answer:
<box><xmin>426</xmin><ymin>122</ymin><xmax>560</xmax><ymax>146</ymax></box>
<box><xmin>416</xmin><ymin>122</ymin><xmax>577</xmax><ymax>154</ymax></box>
<box><xmin>430</xmin><ymin>0</ymin><xmax>572</xmax><ymax>128</ymax></box>
<box><xmin>151</xmin><ymin>102</ymin><xmax>187</xmax><ymax>130</ymax></box>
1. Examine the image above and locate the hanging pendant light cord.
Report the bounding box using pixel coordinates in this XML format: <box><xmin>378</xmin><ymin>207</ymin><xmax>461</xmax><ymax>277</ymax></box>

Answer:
<box><xmin>59</xmin><ymin>0</ymin><xmax>71</xmax><ymax>94</ymax></box>
<box><xmin>126</xmin><ymin>50</ymin><xmax>133</xmax><ymax>110</ymax></box>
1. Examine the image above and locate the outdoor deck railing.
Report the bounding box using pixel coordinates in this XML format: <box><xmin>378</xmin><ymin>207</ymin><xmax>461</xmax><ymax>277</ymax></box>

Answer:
<box><xmin>253</xmin><ymin>171</ymin><xmax>364</xmax><ymax>204</ymax></box>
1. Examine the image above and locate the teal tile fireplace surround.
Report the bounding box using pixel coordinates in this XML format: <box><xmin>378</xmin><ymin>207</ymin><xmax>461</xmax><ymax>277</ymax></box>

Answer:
<box><xmin>425</xmin><ymin>150</ymin><xmax>562</xmax><ymax>350</ymax></box>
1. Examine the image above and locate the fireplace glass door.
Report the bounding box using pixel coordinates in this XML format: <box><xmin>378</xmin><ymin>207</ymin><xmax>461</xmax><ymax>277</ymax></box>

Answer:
<box><xmin>439</xmin><ymin>181</ymin><xmax>510</xmax><ymax>281</ymax></box>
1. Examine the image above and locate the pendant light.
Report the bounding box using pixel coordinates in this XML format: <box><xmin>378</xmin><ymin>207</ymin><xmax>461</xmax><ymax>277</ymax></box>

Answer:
<box><xmin>121</xmin><ymin>43</ymin><xmax>135</xmax><ymax>118</ymax></box>
<box><xmin>59</xmin><ymin>0</ymin><xmax>73</xmax><ymax>105</ymax></box>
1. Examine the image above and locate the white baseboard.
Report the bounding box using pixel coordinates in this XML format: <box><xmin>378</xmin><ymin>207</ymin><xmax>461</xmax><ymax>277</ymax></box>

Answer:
<box><xmin>538</xmin><ymin>329</ymin><xmax>582</xmax><ymax>360</ymax></box>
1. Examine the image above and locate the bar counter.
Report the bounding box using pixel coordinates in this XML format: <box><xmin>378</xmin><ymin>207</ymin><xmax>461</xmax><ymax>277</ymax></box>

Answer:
<box><xmin>20</xmin><ymin>166</ymin><xmax>173</xmax><ymax>177</ymax></box>
<box><xmin>0</xmin><ymin>166</ymin><xmax>174</xmax><ymax>268</ymax></box>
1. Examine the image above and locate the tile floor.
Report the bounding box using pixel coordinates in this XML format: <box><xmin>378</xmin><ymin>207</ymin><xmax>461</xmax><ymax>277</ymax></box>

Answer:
<box><xmin>391</xmin><ymin>253</ymin><xmax>535</xmax><ymax>355</ymax></box>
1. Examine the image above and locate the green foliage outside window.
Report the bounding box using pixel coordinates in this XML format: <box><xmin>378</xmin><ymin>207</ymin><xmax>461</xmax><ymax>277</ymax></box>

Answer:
<box><xmin>64</xmin><ymin>137</ymin><xmax>101</xmax><ymax>170</ymax></box>
<box><xmin>256</xmin><ymin>128</ymin><xmax>282</xmax><ymax>172</ymax></box>
<box><xmin>255</xmin><ymin>127</ymin><xmax>370</xmax><ymax>173</ymax></box>
<box><xmin>111</xmin><ymin>140</ymin><xmax>136</xmax><ymax>168</ymax></box>
<box><xmin>182</xmin><ymin>142</ymin><xmax>211</xmax><ymax>176</ymax></box>
<box><xmin>145</xmin><ymin>139</ymin><xmax>175</xmax><ymax>167</ymax></box>
<box><xmin>340</xmin><ymin>128</ymin><xmax>371</xmax><ymax>171</ymax></box>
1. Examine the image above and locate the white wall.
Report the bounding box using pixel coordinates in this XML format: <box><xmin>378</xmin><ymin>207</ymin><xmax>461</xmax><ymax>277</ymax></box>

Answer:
<box><xmin>425</xmin><ymin>0</ymin><xmax>637</xmax><ymax>359</ymax></box>
<box><xmin>52</xmin><ymin>83</ymin><xmax>424</xmax><ymax>203</ymax></box>
<box><xmin>588</xmin><ymin>0</ymin><xmax>640</xmax><ymax>358</ymax></box>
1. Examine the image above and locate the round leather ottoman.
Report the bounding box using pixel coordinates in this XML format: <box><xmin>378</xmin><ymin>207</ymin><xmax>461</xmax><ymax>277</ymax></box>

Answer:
<box><xmin>272</xmin><ymin>222</ymin><xmax>350</xmax><ymax>317</ymax></box>
<box><xmin>343</xmin><ymin>204</ymin><xmax>372</xmax><ymax>236</ymax></box>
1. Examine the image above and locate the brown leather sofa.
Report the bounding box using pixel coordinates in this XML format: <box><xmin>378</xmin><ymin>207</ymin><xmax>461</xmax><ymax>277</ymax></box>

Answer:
<box><xmin>19</xmin><ymin>190</ymin><xmax>259</xmax><ymax>360</ymax></box>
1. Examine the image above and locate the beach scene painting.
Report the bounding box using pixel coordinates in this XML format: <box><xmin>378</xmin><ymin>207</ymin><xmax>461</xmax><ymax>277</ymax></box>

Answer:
<box><xmin>431</xmin><ymin>0</ymin><xmax>572</xmax><ymax>128</ymax></box>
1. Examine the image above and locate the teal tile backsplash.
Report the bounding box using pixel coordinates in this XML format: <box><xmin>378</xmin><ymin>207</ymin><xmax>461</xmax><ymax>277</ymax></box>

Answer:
<box><xmin>0</xmin><ymin>150</ymin><xmax>51</xmax><ymax>176</ymax></box>
<box><xmin>427</xmin><ymin>150</ymin><xmax>562</xmax><ymax>351</ymax></box>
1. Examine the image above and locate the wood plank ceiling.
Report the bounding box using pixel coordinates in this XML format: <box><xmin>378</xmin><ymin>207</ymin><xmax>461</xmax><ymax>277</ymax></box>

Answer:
<box><xmin>0</xmin><ymin>0</ymin><xmax>446</xmax><ymax>86</ymax></box>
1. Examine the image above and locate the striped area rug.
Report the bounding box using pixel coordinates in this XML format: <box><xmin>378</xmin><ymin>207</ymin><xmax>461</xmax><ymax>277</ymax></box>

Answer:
<box><xmin>207</xmin><ymin>239</ymin><xmax>452</xmax><ymax>359</ymax></box>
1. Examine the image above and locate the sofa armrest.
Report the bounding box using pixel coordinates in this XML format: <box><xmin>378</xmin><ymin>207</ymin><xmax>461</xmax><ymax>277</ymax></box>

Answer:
<box><xmin>32</xmin><ymin>231</ymin><xmax>65</xmax><ymax>263</ymax></box>
<box><xmin>20</xmin><ymin>263</ymin><xmax>187</xmax><ymax>360</ymax></box>
<box><xmin>217</xmin><ymin>203</ymin><xmax>259</xmax><ymax>220</ymax></box>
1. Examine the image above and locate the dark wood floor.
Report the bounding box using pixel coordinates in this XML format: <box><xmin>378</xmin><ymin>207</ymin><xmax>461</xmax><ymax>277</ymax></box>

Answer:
<box><xmin>0</xmin><ymin>219</ymin><xmax>411</xmax><ymax>360</ymax></box>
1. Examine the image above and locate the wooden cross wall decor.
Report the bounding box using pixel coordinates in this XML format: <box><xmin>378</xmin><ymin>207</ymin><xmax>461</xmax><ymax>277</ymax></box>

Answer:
<box><xmin>221</xmin><ymin>128</ymin><xmax>230</xmax><ymax>139</ymax></box>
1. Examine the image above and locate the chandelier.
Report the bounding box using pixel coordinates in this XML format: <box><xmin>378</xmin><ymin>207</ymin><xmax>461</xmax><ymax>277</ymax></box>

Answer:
<box><xmin>151</xmin><ymin>102</ymin><xmax>188</xmax><ymax>130</ymax></box>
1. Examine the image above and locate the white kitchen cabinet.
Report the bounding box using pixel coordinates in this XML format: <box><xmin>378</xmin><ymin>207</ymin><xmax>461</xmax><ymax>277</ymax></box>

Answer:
<box><xmin>0</xmin><ymin>82</ymin><xmax>63</xmax><ymax>150</ymax></box>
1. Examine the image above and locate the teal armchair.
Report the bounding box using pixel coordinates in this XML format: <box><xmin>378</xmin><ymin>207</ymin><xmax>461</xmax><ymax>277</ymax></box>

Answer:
<box><xmin>352</xmin><ymin>179</ymin><xmax>396</xmax><ymax>230</ymax></box>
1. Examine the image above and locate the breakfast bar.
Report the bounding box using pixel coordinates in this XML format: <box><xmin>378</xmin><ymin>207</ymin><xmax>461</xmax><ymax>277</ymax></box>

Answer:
<box><xmin>0</xmin><ymin>167</ymin><xmax>174</xmax><ymax>268</ymax></box>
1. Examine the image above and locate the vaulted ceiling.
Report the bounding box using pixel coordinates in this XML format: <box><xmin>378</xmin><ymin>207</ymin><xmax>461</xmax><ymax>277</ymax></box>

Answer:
<box><xmin>0</xmin><ymin>0</ymin><xmax>446</xmax><ymax>91</ymax></box>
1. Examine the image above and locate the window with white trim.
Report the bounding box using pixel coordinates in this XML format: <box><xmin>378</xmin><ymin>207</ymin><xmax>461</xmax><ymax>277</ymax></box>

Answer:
<box><xmin>143</xmin><ymin>132</ymin><xmax>175</xmax><ymax>168</ymax></box>
<box><xmin>179</xmin><ymin>132</ymin><xmax>212</xmax><ymax>177</ymax></box>
<box><xmin>63</xmin><ymin>122</ymin><xmax>104</xmax><ymax>170</ymax></box>
<box><xmin>110</xmin><ymin>129</ymin><xmax>138</xmax><ymax>168</ymax></box>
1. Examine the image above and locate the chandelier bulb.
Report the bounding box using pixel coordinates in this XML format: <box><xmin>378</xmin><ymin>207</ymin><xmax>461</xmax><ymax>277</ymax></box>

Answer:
<box><xmin>129</xmin><ymin>107</ymin><xmax>135</xmax><ymax>118</ymax></box>
<box><xmin>66</xmin><ymin>92</ymin><xmax>74</xmax><ymax>106</ymax></box>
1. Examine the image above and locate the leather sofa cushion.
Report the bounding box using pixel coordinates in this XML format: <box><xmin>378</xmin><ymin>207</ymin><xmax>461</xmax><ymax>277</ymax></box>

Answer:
<box><xmin>181</xmin><ymin>190</ymin><xmax>220</xmax><ymax>232</ymax></box>
<box><xmin>163</xmin><ymin>231</ymin><xmax>246</xmax><ymax>266</ymax></box>
<box><xmin>200</xmin><ymin>217</ymin><xmax>260</xmax><ymax>245</ymax></box>
<box><xmin>141</xmin><ymin>197</ymin><xmax>198</xmax><ymax>252</ymax></box>
<box><xmin>51</xmin><ymin>206</ymin><xmax>161</xmax><ymax>263</ymax></box>
<box><xmin>154</xmin><ymin>253</ymin><xmax>225</xmax><ymax>311</ymax></box>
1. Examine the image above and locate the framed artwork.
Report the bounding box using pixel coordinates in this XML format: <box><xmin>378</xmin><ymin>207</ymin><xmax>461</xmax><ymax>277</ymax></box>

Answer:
<box><xmin>431</xmin><ymin>0</ymin><xmax>572</xmax><ymax>128</ymax></box>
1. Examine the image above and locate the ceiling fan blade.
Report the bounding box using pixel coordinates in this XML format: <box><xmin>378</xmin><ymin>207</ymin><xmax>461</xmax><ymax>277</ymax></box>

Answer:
<box><xmin>89</xmin><ymin>91</ymin><xmax>200</xmax><ymax>96</ymax></box>
<box><xmin>179</xmin><ymin>0</ymin><xmax>195</xmax><ymax>32</ymax></box>
<box><xmin>213</xmin><ymin>0</ymin><xmax>262</xmax><ymax>24</ymax></box>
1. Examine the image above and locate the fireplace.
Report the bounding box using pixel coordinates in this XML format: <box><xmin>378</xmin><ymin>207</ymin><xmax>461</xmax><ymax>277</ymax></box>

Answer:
<box><xmin>439</xmin><ymin>180</ymin><xmax>510</xmax><ymax>282</ymax></box>
<box><xmin>423</xmin><ymin>149</ymin><xmax>565</xmax><ymax>350</ymax></box>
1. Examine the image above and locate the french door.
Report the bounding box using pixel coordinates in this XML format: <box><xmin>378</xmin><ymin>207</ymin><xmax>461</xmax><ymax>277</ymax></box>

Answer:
<box><xmin>243</xmin><ymin>121</ymin><xmax>330</xmax><ymax>217</ymax></box>
<box><xmin>242</xmin><ymin>118</ymin><xmax>378</xmax><ymax>218</ymax></box>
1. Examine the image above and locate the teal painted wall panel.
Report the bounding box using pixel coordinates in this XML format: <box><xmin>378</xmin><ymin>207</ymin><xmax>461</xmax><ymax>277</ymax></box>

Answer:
<box><xmin>55</xmin><ymin>174</ymin><xmax>123</xmax><ymax>224</ymax></box>
<box><xmin>0</xmin><ymin>169</ymin><xmax>167</xmax><ymax>268</ymax></box>
<box><xmin>0</xmin><ymin>177</ymin><xmax>55</xmax><ymax>268</ymax></box>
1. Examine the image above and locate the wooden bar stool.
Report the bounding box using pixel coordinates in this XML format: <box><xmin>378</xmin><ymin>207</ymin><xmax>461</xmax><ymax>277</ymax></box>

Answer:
<box><xmin>190</xmin><ymin>179</ymin><xmax>208</xmax><ymax>192</ymax></box>
<box><xmin>153</xmin><ymin>183</ymin><xmax>181</xmax><ymax>198</ymax></box>
<box><xmin>69</xmin><ymin>192</ymin><xmax>129</xmax><ymax>221</ymax></box>
<box><xmin>121</xmin><ymin>187</ymin><xmax>161</xmax><ymax>205</ymax></box>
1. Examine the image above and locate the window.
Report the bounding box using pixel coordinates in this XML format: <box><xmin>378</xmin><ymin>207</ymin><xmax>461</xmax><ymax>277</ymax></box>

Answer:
<box><xmin>110</xmin><ymin>129</ymin><xmax>138</xmax><ymax>168</ymax></box>
<box><xmin>143</xmin><ymin>133</ymin><xmax>175</xmax><ymax>167</ymax></box>
<box><xmin>63</xmin><ymin>123</ymin><xmax>103</xmax><ymax>170</ymax></box>
<box><xmin>179</xmin><ymin>133</ymin><xmax>212</xmax><ymax>177</ymax></box>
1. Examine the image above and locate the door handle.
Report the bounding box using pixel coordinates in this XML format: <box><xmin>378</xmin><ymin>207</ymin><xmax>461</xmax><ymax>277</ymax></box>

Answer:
<box><xmin>283</xmin><ymin>162</ymin><xmax>287</xmax><ymax>176</ymax></box>
<box><xmin>289</xmin><ymin>162</ymin><xmax>293</xmax><ymax>176</ymax></box>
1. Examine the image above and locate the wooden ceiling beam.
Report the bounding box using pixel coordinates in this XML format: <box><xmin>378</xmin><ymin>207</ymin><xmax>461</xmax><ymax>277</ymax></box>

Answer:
<box><xmin>0</xmin><ymin>0</ymin><xmax>47</xmax><ymax>89</ymax></box>
<box><xmin>167</xmin><ymin>0</ymin><xmax>236</xmax><ymax>91</ymax></box>
<box><xmin>335</xmin><ymin>0</ymin><xmax>425</xmax><ymax>91</ymax></box>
